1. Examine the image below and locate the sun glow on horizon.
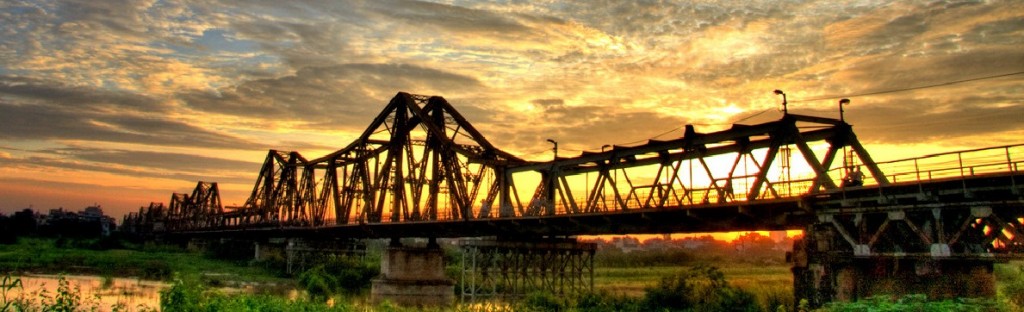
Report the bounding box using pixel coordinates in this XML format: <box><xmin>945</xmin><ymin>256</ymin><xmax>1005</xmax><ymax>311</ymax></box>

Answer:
<box><xmin>1</xmin><ymin>1</ymin><xmax>1021</xmax><ymax>220</ymax></box>
<box><xmin>583</xmin><ymin>230</ymin><xmax>805</xmax><ymax>244</ymax></box>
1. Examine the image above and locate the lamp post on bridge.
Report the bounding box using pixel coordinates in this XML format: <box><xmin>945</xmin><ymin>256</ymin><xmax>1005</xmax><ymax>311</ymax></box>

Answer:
<box><xmin>547</xmin><ymin>139</ymin><xmax>558</xmax><ymax>160</ymax></box>
<box><xmin>839</xmin><ymin>98</ymin><xmax>852</xmax><ymax>174</ymax></box>
<box><xmin>839</xmin><ymin>98</ymin><xmax>850</xmax><ymax>122</ymax></box>
<box><xmin>774</xmin><ymin>89</ymin><xmax>788</xmax><ymax>115</ymax></box>
<box><xmin>591</xmin><ymin>145</ymin><xmax>611</xmax><ymax>205</ymax></box>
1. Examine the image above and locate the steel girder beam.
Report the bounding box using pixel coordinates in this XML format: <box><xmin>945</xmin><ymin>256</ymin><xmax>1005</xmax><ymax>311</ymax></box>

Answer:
<box><xmin>149</xmin><ymin>93</ymin><xmax>897</xmax><ymax>235</ymax></box>
<box><xmin>808</xmin><ymin>172</ymin><xmax>1024</xmax><ymax>259</ymax></box>
<box><xmin>210</xmin><ymin>91</ymin><xmax>524</xmax><ymax>227</ymax></box>
<box><xmin>235</xmin><ymin>150</ymin><xmax>311</xmax><ymax>226</ymax></box>
<box><xmin>122</xmin><ymin>202</ymin><xmax>167</xmax><ymax>236</ymax></box>
<box><xmin>512</xmin><ymin>114</ymin><xmax>887</xmax><ymax>217</ymax></box>
<box><xmin>165</xmin><ymin>181</ymin><xmax>222</xmax><ymax>230</ymax></box>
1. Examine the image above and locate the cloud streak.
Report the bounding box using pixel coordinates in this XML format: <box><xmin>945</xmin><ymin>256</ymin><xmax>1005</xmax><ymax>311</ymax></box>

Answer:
<box><xmin>0</xmin><ymin>76</ymin><xmax>257</xmax><ymax>149</ymax></box>
<box><xmin>1</xmin><ymin>0</ymin><xmax>1022</xmax><ymax>216</ymax></box>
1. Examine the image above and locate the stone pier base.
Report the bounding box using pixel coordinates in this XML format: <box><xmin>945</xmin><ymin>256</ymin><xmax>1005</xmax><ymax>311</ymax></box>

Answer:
<box><xmin>792</xmin><ymin>238</ymin><xmax>996</xmax><ymax>306</ymax></box>
<box><xmin>370</xmin><ymin>246</ymin><xmax>454</xmax><ymax>307</ymax></box>
<box><xmin>830</xmin><ymin>259</ymin><xmax>994</xmax><ymax>301</ymax></box>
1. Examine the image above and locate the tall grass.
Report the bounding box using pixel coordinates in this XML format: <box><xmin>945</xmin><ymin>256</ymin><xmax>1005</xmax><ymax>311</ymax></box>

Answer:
<box><xmin>0</xmin><ymin>274</ymin><xmax>154</xmax><ymax>312</ymax></box>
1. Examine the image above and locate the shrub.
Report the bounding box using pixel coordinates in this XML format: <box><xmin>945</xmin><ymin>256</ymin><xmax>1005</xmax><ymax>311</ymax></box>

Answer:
<box><xmin>297</xmin><ymin>258</ymin><xmax>379</xmax><ymax>300</ymax></box>
<box><xmin>298</xmin><ymin>265</ymin><xmax>339</xmax><ymax>300</ymax></box>
<box><xmin>641</xmin><ymin>265</ymin><xmax>759</xmax><ymax>312</ymax></box>
<box><xmin>160</xmin><ymin>277</ymin><xmax>205</xmax><ymax>312</ymax></box>
<box><xmin>326</xmin><ymin>259</ymin><xmax>378</xmax><ymax>293</ymax></box>
<box><xmin>519</xmin><ymin>291</ymin><xmax>567</xmax><ymax>312</ymax></box>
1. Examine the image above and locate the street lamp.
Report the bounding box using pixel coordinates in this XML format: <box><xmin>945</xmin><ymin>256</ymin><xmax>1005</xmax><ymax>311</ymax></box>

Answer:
<box><xmin>773</xmin><ymin>89</ymin><xmax>788</xmax><ymax>115</ymax></box>
<box><xmin>547</xmin><ymin>139</ymin><xmax>558</xmax><ymax>160</ymax></box>
<box><xmin>593</xmin><ymin>145</ymin><xmax>613</xmax><ymax>200</ymax></box>
<box><xmin>839</xmin><ymin>98</ymin><xmax>850</xmax><ymax>122</ymax></box>
<box><xmin>839</xmin><ymin>98</ymin><xmax>852</xmax><ymax>176</ymax></box>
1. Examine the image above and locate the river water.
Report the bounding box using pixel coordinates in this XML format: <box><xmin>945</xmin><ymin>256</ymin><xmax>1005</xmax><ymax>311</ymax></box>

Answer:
<box><xmin>5</xmin><ymin>274</ymin><xmax>307</xmax><ymax>311</ymax></box>
<box><xmin>7</xmin><ymin>274</ymin><xmax>165</xmax><ymax>311</ymax></box>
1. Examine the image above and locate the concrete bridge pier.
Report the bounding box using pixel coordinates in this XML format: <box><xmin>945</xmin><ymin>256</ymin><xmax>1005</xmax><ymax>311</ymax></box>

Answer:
<box><xmin>370</xmin><ymin>238</ymin><xmax>454</xmax><ymax>307</ymax></box>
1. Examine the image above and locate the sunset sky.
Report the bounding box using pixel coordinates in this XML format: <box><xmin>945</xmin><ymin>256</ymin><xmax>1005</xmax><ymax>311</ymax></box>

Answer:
<box><xmin>1</xmin><ymin>0</ymin><xmax>1022</xmax><ymax>219</ymax></box>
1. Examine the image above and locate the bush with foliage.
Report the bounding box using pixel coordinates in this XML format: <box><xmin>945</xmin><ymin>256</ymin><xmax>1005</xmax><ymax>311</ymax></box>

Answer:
<box><xmin>641</xmin><ymin>265</ymin><xmax>759</xmax><ymax>312</ymax></box>
<box><xmin>299</xmin><ymin>265</ymin><xmax>340</xmax><ymax>300</ymax></box>
<box><xmin>297</xmin><ymin>258</ymin><xmax>379</xmax><ymax>300</ymax></box>
<box><xmin>160</xmin><ymin>277</ymin><xmax>205</xmax><ymax>312</ymax></box>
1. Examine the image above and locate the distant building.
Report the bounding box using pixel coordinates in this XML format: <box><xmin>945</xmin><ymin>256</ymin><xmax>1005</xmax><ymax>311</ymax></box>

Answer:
<box><xmin>81</xmin><ymin>205</ymin><xmax>117</xmax><ymax>236</ymax></box>
<box><xmin>610</xmin><ymin>236</ymin><xmax>641</xmax><ymax>253</ymax></box>
<box><xmin>39</xmin><ymin>205</ymin><xmax>117</xmax><ymax>237</ymax></box>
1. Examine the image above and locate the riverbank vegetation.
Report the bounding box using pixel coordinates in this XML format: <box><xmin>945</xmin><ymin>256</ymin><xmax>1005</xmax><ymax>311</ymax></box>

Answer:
<box><xmin>4</xmin><ymin>271</ymin><xmax>1016</xmax><ymax>312</ymax></box>
<box><xmin>4</xmin><ymin>236</ymin><xmax>1024</xmax><ymax>311</ymax></box>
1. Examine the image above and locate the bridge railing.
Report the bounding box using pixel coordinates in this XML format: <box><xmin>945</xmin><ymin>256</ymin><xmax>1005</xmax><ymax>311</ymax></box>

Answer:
<box><xmin>566</xmin><ymin>143</ymin><xmax>1024</xmax><ymax>213</ymax></box>
<box><xmin>249</xmin><ymin>143</ymin><xmax>1024</xmax><ymax>225</ymax></box>
<box><xmin>553</xmin><ymin>177</ymin><xmax>821</xmax><ymax>214</ymax></box>
<box><xmin>842</xmin><ymin>143</ymin><xmax>1024</xmax><ymax>188</ymax></box>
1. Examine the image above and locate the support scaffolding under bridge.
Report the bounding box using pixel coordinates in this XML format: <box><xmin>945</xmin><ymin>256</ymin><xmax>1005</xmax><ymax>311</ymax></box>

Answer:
<box><xmin>459</xmin><ymin>238</ymin><xmax>596</xmax><ymax>301</ymax></box>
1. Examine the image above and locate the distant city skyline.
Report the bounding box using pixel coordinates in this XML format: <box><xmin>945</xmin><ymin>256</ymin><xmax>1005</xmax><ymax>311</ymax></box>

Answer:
<box><xmin>2</xmin><ymin>1</ymin><xmax>1023</xmax><ymax>218</ymax></box>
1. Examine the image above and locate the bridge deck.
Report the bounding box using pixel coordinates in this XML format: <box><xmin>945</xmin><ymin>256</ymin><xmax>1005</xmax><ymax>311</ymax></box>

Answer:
<box><xmin>176</xmin><ymin>171</ymin><xmax>1022</xmax><ymax>239</ymax></box>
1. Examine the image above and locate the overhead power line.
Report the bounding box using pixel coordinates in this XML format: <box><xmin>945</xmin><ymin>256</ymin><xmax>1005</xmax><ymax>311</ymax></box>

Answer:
<box><xmin>791</xmin><ymin>71</ymin><xmax>1024</xmax><ymax>103</ymax></box>
<box><xmin>577</xmin><ymin>71</ymin><xmax>1023</xmax><ymax>153</ymax></box>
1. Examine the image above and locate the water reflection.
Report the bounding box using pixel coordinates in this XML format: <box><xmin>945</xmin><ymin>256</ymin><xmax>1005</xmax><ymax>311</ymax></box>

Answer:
<box><xmin>9</xmin><ymin>274</ymin><xmax>165</xmax><ymax>311</ymax></box>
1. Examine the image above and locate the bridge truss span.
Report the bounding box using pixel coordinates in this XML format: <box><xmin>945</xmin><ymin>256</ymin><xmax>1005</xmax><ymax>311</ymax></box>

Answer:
<box><xmin>512</xmin><ymin>113</ymin><xmax>888</xmax><ymax>217</ymax></box>
<box><xmin>218</xmin><ymin>92</ymin><xmax>529</xmax><ymax>229</ymax></box>
<box><xmin>138</xmin><ymin>91</ymin><xmax>917</xmax><ymax>237</ymax></box>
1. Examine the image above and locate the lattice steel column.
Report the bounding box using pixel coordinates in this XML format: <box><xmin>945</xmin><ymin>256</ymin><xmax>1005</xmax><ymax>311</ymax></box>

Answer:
<box><xmin>460</xmin><ymin>238</ymin><xmax>595</xmax><ymax>302</ymax></box>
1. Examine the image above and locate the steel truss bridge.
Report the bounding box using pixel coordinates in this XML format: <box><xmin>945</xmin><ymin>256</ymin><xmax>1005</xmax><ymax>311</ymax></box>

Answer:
<box><xmin>126</xmin><ymin>92</ymin><xmax>1023</xmax><ymax>245</ymax></box>
<box><xmin>122</xmin><ymin>92</ymin><xmax>1024</xmax><ymax>302</ymax></box>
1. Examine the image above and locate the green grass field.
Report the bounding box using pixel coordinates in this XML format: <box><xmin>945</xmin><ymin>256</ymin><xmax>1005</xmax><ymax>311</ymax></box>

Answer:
<box><xmin>594</xmin><ymin>263</ymin><xmax>791</xmax><ymax>296</ymax></box>
<box><xmin>593</xmin><ymin>263</ymin><xmax>794</xmax><ymax>311</ymax></box>
<box><xmin>0</xmin><ymin>238</ymin><xmax>285</xmax><ymax>284</ymax></box>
